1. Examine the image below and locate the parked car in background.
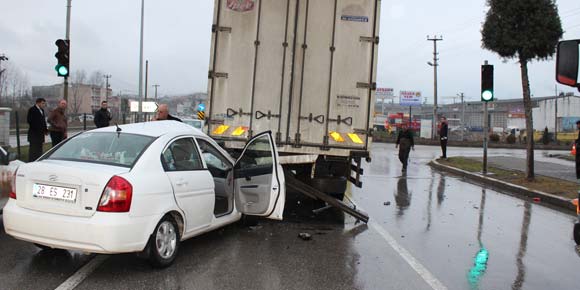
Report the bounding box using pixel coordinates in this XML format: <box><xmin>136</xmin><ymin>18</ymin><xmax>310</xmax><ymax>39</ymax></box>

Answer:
<box><xmin>3</xmin><ymin>121</ymin><xmax>285</xmax><ymax>267</ymax></box>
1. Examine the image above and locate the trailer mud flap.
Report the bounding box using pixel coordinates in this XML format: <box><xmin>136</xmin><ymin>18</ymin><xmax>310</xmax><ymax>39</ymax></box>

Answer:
<box><xmin>285</xmin><ymin>171</ymin><xmax>369</xmax><ymax>223</ymax></box>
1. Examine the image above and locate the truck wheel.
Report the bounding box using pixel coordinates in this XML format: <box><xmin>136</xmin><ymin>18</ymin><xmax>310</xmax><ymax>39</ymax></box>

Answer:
<box><xmin>148</xmin><ymin>216</ymin><xmax>180</xmax><ymax>268</ymax></box>
<box><xmin>311</xmin><ymin>176</ymin><xmax>347</xmax><ymax>200</ymax></box>
<box><xmin>34</xmin><ymin>243</ymin><xmax>52</xmax><ymax>250</ymax></box>
<box><xmin>574</xmin><ymin>223</ymin><xmax>580</xmax><ymax>245</ymax></box>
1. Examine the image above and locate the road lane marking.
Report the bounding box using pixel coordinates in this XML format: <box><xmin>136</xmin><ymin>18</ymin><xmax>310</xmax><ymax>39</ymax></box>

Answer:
<box><xmin>54</xmin><ymin>255</ymin><xmax>108</xmax><ymax>290</ymax></box>
<box><xmin>369</xmin><ymin>221</ymin><xmax>448</xmax><ymax>290</ymax></box>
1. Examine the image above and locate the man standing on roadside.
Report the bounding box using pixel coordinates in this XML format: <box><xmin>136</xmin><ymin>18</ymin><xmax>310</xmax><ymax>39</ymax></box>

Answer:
<box><xmin>153</xmin><ymin>104</ymin><xmax>182</xmax><ymax>122</ymax></box>
<box><xmin>26</xmin><ymin>98</ymin><xmax>48</xmax><ymax>162</ymax></box>
<box><xmin>48</xmin><ymin>99</ymin><xmax>68</xmax><ymax>147</ymax></box>
<box><xmin>94</xmin><ymin>100</ymin><xmax>112</xmax><ymax>128</ymax></box>
<box><xmin>439</xmin><ymin>116</ymin><xmax>449</xmax><ymax>159</ymax></box>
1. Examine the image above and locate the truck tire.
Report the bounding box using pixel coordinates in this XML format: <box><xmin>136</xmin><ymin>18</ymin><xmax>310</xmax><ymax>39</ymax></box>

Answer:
<box><xmin>310</xmin><ymin>176</ymin><xmax>347</xmax><ymax>200</ymax></box>
<box><xmin>574</xmin><ymin>223</ymin><xmax>580</xmax><ymax>245</ymax></box>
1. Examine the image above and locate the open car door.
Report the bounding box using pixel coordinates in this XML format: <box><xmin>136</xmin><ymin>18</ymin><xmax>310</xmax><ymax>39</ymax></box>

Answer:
<box><xmin>234</xmin><ymin>131</ymin><xmax>285</xmax><ymax>220</ymax></box>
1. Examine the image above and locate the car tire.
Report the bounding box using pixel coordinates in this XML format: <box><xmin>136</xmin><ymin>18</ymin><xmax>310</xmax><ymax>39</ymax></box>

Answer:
<box><xmin>34</xmin><ymin>243</ymin><xmax>52</xmax><ymax>250</ymax></box>
<box><xmin>147</xmin><ymin>216</ymin><xmax>180</xmax><ymax>268</ymax></box>
<box><xmin>574</xmin><ymin>223</ymin><xmax>580</xmax><ymax>245</ymax></box>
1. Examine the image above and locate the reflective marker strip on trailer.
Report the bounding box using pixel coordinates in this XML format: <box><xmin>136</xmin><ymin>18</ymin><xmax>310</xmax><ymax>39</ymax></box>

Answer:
<box><xmin>348</xmin><ymin>133</ymin><xmax>363</xmax><ymax>144</ymax></box>
<box><xmin>213</xmin><ymin>125</ymin><xmax>230</xmax><ymax>135</ymax></box>
<box><xmin>231</xmin><ymin>126</ymin><xmax>248</xmax><ymax>136</ymax></box>
<box><xmin>329</xmin><ymin>131</ymin><xmax>345</xmax><ymax>142</ymax></box>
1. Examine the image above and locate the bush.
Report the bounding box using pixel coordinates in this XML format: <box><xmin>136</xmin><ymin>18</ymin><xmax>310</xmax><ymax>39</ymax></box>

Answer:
<box><xmin>506</xmin><ymin>134</ymin><xmax>516</xmax><ymax>144</ymax></box>
<box><xmin>490</xmin><ymin>133</ymin><xmax>500</xmax><ymax>142</ymax></box>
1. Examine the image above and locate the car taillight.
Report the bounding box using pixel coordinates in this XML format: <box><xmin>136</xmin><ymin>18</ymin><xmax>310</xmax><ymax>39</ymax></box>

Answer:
<box><xmin>9</xmin><ymin>168</ymin><xmax>18</xmax><ymax>199</ymax></box>
<box><xmin>97</xmin><ymin>176</ymin><xmax>133</xmax><ymax>212</ymax></box>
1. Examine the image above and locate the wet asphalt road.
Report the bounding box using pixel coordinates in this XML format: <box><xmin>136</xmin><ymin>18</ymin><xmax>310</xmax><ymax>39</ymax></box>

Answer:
<box><xmin>0</xmin><ymin>144</ymin><xmax>579</xmax><ymax>290</ymax></box>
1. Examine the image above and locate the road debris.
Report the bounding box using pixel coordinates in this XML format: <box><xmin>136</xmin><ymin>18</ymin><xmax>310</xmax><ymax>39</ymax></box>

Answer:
<box><xmin>298</xmin><ymin>233</ymin><xmax>312</xmax><ymax>241</ymax></box>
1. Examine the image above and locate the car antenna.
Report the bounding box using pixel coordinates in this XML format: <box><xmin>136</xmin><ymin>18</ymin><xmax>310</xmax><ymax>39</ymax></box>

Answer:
<box><xmin>115</xmin><ymin>123</ymin><xmax>122</xmax><ymax>137</ymax></box>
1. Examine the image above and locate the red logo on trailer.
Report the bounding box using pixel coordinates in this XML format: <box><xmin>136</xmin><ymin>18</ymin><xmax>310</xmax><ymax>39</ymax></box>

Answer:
<box><xmin>227</xmin><ymin>0</ymin><xmax>255</xmax><ymax>12</ymax></box>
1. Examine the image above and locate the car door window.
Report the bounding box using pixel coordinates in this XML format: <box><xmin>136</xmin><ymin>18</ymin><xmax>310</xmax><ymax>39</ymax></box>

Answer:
<box><xmin>196</xmin><ymin>139</ymin><xmax>232</xmax><ymax>177</ymax></box>
<box><xmin>162</xmin><ymin>138</ymin><xmax>203</xmax><ymax>171</ymax></box>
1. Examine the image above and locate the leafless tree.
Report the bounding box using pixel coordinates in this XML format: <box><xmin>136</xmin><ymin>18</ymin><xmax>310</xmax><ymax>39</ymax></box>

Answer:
<box><xmin>89</xmin><ymin>70</ymin><xmax>104</xmax><ymax>87</ymax></box>
<box><xmin>69</xmin><ymin>70</ymin><xmax>87</xmax><ymax>115</ymax></box>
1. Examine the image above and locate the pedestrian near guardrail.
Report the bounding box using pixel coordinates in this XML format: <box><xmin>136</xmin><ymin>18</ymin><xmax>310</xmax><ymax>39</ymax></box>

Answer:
<box><xmin>47</xmin><ymin>99</ymin><xmax>68</xmax><ymax>147</ymax></box>
<box><xmin>26</xmin><ymin>98</ymin><xmax>48</xmax><ymax>162</ymax></box>
<box><xmin>94</xmin><ymin>100</ymin><xmax>112</xmax><ymax>128</ymax></box>
<box><xmin>440</xmin><ymin>116</ymin><xmax>449</xmax><ymax>159</ymax></box>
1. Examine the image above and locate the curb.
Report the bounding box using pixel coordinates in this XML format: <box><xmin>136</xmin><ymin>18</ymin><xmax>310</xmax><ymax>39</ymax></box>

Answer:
<box><xmin>429</xmin><ymin>159</ymin><xmax>576</xmax><ymax>213</ymax></box>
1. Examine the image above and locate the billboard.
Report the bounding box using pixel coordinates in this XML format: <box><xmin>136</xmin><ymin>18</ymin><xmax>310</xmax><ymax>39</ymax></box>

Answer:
<box><xmin>376</xmin><ymin>88</ymin><xmax>395</xmax><ymax>100</ymax></box>
<box><xmin>399</xmin><ymin>91</ymin><xmax>422</xmax><ymax>107</ymax></box>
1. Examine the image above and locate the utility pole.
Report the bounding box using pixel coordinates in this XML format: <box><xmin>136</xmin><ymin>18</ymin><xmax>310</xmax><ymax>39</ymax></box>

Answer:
<box><xmin>138</xmin><ymin>0</ymin><xmax>145</xmax><ymax>122</ymax></box>
<box><xmin>153</xmin><ymin>84</ymin><xmax>160</xmax><ymax>101</ymax></box>
<box><xmin>0</xmin><ymin>54</ymin><xmax>8</xmax><ymax>105</ymax></box>
<box><xmin>63</xmin><ymin>0</ymin><xmax>72</xmax><ymax>101</ymax></box>
<box><xmin>554</xmin><ymin>85</ymin><xmax>558</xmax><ymax>143</ymax></box>
<box><xmin>459</xmin><ymin>92</ymin><xmax>465</xmax><ymax>141</ymax></box>
<box><xmin>427</xmin><ymin>35</ymin><xmax>443</xmax><ymax>139</ymax></box>
<box><xmin>104</xmin><ymin>74</ymin><xmax>112</xmax><ymax>102</ymax></box>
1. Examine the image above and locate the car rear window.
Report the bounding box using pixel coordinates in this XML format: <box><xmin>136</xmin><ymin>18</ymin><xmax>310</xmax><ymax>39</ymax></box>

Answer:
<box><xmin>45</xmin><ymin>132</ymin><xmax>155</xmax><ymax>167</ymax></box>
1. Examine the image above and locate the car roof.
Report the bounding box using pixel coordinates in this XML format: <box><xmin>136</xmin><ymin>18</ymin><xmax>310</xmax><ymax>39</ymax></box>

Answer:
<box><xmin>90</xmin><ymin>120</ymin><xmax>206</xmax><ymax>138</ymax></box>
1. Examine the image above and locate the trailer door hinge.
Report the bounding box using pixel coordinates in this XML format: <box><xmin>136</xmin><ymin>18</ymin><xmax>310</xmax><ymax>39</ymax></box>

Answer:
<box><xmin>356</xmin><ymin>82</ymin><xmax>377</xmax><ymax>90</ymax></box>
<box><xmin>208</xmin><ymin>71</ymin><xmax>229</xmax><ymax>79</ymax></box>
<box><xmin>212</xmin><ymin>25</ymin><xmax>232</xmax><ymax>33</ymax></box>
<box><xmin>359</xmin><ymin>36</ymin><xmax>379</xmax><ymax>44</ymax></box>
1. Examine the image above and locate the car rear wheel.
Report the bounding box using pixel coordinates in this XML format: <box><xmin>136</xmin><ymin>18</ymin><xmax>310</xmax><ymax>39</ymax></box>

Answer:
<box><xmin>148</xmin><ymin>216</ymin><xmax>180</xmax><ymax>268</ymax></box>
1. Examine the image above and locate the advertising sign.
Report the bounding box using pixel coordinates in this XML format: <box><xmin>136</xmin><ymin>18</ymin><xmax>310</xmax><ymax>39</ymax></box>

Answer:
<box><xmin>399</xmin><ymin>91</ymin><xmax>422</xmax><ymax>107</ymax></box>
<box><xmin>376</xmin><ymin>88</ymin><xmax>395</xmax><ymax>99</ymax></box>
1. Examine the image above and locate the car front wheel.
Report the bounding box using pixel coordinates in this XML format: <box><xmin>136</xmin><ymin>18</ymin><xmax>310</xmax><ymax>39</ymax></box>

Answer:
<box><xmin>148</xmin><ymin>216</ymin><xmax>180</xmax><ymax>268</ymax></box>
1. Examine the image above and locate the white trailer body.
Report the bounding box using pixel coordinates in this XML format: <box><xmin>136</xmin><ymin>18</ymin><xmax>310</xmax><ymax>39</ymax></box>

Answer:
<box><xmin>206</xmin><ymin>0</ymin><xmax>380</xmax><ymax>158</ymax></box>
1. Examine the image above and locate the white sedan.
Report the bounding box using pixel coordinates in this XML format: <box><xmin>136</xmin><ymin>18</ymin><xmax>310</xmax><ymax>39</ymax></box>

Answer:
<box><xmin>2</xmin><ymin>121</ymin><xmax>285</xmax><ymax>267</ymax></box>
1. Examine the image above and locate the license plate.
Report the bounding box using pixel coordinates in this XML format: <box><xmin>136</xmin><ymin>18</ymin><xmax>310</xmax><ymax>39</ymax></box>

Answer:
<box><xmin>32</xmin><ymin>183</ymin><xmax>77</xmax><ymax>202</ymax></box>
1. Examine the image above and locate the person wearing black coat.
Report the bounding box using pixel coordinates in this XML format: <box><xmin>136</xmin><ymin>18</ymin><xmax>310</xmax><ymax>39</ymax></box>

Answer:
<box><xmin>396</xmin><ymin>124</ymin><xmax>415</xmax><ymax>172</ymax></box>
<box><xmin>439</xmin><ymin>116</ymin><xmax>449</xmax><ymax>159</ymax></box>
<box><xmin>94</xmin><ymin>100</ymin><xmax>112</xmax><ymax>128</ymax></box>
<box><xmin>26</xmin><ymin>98</ymin><xmax>48</xmax><ymax>162</ymax></box>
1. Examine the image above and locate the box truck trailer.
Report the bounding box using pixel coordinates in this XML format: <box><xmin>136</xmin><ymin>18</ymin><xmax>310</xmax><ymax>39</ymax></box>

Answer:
<box><xmin>205</xmin><ymin>0</ymin><xmax>380</xmax><ymax>221</ymax></box>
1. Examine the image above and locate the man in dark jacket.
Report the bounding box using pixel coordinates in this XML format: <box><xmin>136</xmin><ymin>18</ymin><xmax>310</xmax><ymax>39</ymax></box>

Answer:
<box><xmin>94</xmin><ymin>101</ymin><xmax>112</xmax><ymax>128</ymax></box>
<box><xmin>26</xmin><ymin>98</ymin><xmax>48</xmax><ymax>162</ymax></box>
<box><xmin>395</xmin><ymin>123</ymin><xmax>414</xmax><ymax>172</ymax></box>
<box><xmin>440</xmin><ymin>116</ymin><xmax>449</xmax><ymax>159</ymax></box>
<box><xmin>154</xmin><ymin>104</ymin><xmax>182</xmax><ymax>122</ymax></box>
<box><xmin>47</xmin><ymin>99</ymin><xmax>68</xmax><ymax>147</ymax></box>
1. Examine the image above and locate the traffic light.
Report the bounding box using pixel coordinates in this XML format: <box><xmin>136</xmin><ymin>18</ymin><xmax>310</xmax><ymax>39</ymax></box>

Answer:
<box><xmin>54</xmin><ymin>39</ymin><xmax>69</xmax><ymax>77</ymax></box>
<box><xmin>481</xmin><ymin>64</ymin><xmax>494</xmax><ymax>102</ymax></box>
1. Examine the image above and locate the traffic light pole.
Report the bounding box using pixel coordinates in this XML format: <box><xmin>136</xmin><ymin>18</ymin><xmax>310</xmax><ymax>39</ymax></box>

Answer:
<box><xmin>483</xmin><ymin>101</ymin><xmax>488</xmax><ymax>174</ymax></box>
<box><xmin>63</xmin><ymin>0</ymin><xmax>72</xmax><ymax>101</ymax></box>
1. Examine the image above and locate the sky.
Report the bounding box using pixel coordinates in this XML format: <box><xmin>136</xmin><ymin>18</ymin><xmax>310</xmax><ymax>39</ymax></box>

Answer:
<box><xmin>1</xmin><ymin>0</ymin><xmax>579</xmax><ymax>102</ymax></box>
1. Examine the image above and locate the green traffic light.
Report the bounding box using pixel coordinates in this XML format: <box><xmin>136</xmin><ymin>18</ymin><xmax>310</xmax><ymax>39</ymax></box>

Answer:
<box><xmin>56</xmin><ymin>65</ymin><xmax>68</xmax><ymax>77</ymax></box>
<box><xmin>482</xmin><ymin>90</ymin><xmax>493</xmax><ymax>102</ymax></box>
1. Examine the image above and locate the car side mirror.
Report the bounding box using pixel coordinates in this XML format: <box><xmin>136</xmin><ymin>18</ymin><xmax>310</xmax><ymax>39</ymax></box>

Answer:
<box><xmin>556</xmin><ymin>40</ymin><xmax>580</xmax><ymax>91</ymax></box>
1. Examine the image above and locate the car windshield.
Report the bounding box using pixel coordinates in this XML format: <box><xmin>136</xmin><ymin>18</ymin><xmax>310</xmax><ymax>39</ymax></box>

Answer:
<box><xmin>45</xmin><ymin>132</ymin><xmax>155</xmax><ymax>167</ymax></box>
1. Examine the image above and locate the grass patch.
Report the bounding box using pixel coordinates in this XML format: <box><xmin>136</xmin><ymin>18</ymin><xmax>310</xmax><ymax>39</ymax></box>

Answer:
<box><xmin>439</xmin><ymin>157</ymin><xmax>579</xmax><ymax>200</ymax></box>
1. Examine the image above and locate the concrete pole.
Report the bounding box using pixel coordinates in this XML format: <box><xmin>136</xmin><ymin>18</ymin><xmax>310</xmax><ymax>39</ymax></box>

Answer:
<box><xmin>460</xmin><ymin>93</ymin><xmax>465</xmax><ymax>141</ymax></box>
<box><xmin>554</xmin><ymin>85</ymin><xmax>558</xmax><ymax>143</ymax></box>
<box><xmin>428</xmin><ymin>35</ymin><xmax>443</xmax><ymax>139</ymax></box>
<box><xmin>153</xmin><ymin>84</ymin><xmax>160</xmax><ymax>101</ymax></box>
<box><xmin>63</xmin><ymin>0</ymin><xmax>72</xmax><ymax>101</ymax></box>
<box><xmin>104</xmin><ymin>74</ymin><xmax>111</xmax><ymax>102</ymax></box>
<box><xmin>138</xmin><ymin>0</ymin><xmax>145</xmax><ymax>122</ymax></box>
